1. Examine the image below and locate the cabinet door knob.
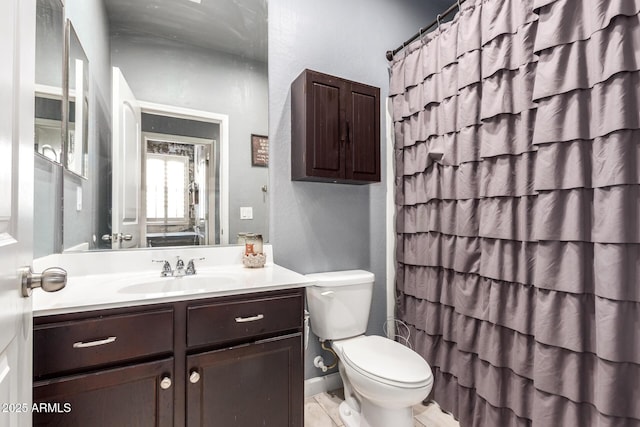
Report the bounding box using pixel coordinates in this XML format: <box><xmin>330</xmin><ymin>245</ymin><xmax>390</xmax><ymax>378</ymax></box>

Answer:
<box><xmin>189</xmin><ymin>370</ymin><xmax>201</xmax><ymax>384</ymax></box>
<box><xmin>160</xmin><ymin>376</ymin><xmax>172</xmax><ymax>390</ymax></box>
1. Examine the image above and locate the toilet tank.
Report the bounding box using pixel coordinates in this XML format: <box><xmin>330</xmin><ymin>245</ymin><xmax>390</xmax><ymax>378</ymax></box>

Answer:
<box><xmin>306</xmin><ymin>270</ymin><xmax>374</xmax><ymax>341</ymax></box>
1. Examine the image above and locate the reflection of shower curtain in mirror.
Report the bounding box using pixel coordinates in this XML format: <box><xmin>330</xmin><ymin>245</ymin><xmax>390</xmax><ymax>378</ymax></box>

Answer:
<box><xmin>390</xmin><ymin>0</ymin><xmax>640</xmax><ymax>425</ymax></box>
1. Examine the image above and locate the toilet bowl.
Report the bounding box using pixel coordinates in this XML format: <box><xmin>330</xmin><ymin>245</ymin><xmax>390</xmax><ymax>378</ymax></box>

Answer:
<box><xmin>332</xmin><ymin>335</ymin><xmax>433</xmax><ymax>427</ymax></box>
<box><xmin>306</xmin><ymin>270</ymin><xmax>434</xmax><ymax>427</ymax></box>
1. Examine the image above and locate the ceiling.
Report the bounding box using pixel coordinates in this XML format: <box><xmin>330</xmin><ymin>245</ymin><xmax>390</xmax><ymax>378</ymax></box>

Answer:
<box><xmin>103</xmin><ymin>0</ymin><xmax>268</xmax><ymax>63</ymax></box>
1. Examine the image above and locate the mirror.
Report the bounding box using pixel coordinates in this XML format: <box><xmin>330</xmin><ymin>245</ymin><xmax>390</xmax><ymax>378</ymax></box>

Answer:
<box><xmin>34</xmin><ymin>0</ymin><xmax>268</xmax><ymax>255</ymax></box>
<box><xmin>34</xmin><ymin>0</ymin><xmax>64</xmax><ymax>258</ymax></box>
<box><xmin>34</xmin><ymin>0</ymin><xmax>64</xmax><ymax>162</ymax></box>
<box><xmin>65</xmin><ymin>22</ymin><xmax>89</xmax><ymax>178</ymax></box>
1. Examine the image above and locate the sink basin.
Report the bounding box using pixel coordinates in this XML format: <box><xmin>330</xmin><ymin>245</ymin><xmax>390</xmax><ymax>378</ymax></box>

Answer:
<box><xmin>118</xmin><ymin>274</ymin><xmax>240</xmax><ymax>296</ymax></box>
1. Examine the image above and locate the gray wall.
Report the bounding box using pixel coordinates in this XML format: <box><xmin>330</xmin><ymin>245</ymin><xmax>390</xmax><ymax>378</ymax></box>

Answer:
<box><xmin>111</xmin><ymin>34</ymin><xmax>269</xmax><ymax>243</ymax></box>
<box><xmin>268</xmin><ymin>0</ymin><xmax>446</xmax><ymax>379</ymax></box>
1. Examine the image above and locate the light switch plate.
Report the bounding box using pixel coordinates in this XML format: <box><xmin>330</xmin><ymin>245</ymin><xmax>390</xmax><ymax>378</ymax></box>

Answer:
<box><xmin>76</xmin><ymin>186</ymin><xmax>83</xmax><ymax>211</ymax></box>
<box><xmin>240</xmin><ymin>206</ymin><xmax>253</xmax><ymax>220</ymax></box>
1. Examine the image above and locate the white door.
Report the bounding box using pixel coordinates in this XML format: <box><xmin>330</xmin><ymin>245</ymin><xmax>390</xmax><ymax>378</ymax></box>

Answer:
<box><xmin>0</xmin><ymin>0</ymin><xmax>35</xmax><ymax>424</ymax></box>
<box><xmin>111</xmin><ymin>67</ymin><xmax>142</xmax><ymax>249</ymax></box>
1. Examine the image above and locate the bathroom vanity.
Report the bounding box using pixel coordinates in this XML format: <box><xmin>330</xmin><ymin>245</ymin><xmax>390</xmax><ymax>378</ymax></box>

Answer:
<box><xmin>31</xmin><ymin>248</ymin><xmax>310</xmax><ymax>427</ymax></box>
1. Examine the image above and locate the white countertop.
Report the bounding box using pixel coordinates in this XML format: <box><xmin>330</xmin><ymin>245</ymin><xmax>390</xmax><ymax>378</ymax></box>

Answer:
<box><xmin>32</xmin><ymin>245</ymin><xmax>314</xmax><ymax>317</ymax></box>
<box><xmin>33</xmin><ymin>263</ymin><xmax>313</xmax><ymax>317</ymax></box>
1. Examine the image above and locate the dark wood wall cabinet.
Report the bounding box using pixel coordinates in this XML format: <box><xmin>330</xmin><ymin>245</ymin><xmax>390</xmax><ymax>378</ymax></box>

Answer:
<box><xmin>291</xmin><ymin>69</ymin><xmax>380</xmax><ymax>184</ymax></box>
<box><xmin>33</xmin><ymin>288</ymin><xmax>305</xmax><ymax>427</ymax></box>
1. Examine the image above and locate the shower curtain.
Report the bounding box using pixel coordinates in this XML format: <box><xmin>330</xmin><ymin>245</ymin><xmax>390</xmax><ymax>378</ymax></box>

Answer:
<box><xmin>389</xmin><ymin>0</ymin><xmax>640</xmax><ymax>426</ymax></box>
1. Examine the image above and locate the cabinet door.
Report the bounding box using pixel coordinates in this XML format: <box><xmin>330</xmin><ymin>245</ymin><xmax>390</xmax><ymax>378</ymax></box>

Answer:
<box><xmin>33</xmin><ymin>358</ymin><xmax>174</xmax><ymax>427</ymax></box>
<box><xmin>187</xmin><ymin>333</ymin><xmax>303</xmax><ymax>427</ymax></box>
<box><xmin>346</xmin><ymin>82</ymin><xmax>380</xmax><ymax>182</ymax></box>
<box><xmin>305</xmin><ymin>71</ymin><xmax>345</xmax><ymax>180</ymax></box>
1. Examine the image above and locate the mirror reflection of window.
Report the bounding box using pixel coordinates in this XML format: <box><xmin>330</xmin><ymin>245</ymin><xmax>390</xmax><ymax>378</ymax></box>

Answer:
<box><xmin>146</xmin><ymin>154</ymin><xmax>188</xmax><ymax>223</ymax></box>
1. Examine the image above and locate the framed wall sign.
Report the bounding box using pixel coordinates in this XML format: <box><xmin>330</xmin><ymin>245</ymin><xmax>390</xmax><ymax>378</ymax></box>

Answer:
<box><xmin>251</xmin><ymin>134</ymin><xmax>269</xmax><ymax>167</ymax></box>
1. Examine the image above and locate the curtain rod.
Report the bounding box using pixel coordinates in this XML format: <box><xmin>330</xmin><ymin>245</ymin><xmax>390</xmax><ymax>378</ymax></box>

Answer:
<box><xmin>386</xmin><ymin>0</ymin><xmax>465</xmax><ymax>61</ymax></box>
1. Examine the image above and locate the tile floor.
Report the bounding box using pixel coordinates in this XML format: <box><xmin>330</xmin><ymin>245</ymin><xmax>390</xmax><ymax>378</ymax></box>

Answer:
<box><xmin>304</xmin><ymin>389</ymin><xmax>460</xmax><ymax>427</ymax></box>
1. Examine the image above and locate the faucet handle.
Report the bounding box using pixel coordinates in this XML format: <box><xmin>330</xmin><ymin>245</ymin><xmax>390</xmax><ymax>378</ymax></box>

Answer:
<box><xmin>153</xmin><ymin>260</ymin><xmax>173</xmax><ymax>277</ymax></box>
<box><xmin>186</xmin><ymin>257</ymin><xmax>205</xmax><ymax>275</ymax></box>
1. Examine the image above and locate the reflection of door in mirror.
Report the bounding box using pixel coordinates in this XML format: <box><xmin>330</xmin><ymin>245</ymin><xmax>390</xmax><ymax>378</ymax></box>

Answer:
<box><xmin>144</xmin><ymin>137</ymin><xmax>216</xmax><ymax>248</ymax></box>
<box><xmin>110</xmin><ymin>67</ymin><xmax>141</xmax><ymax>250</ymax></box>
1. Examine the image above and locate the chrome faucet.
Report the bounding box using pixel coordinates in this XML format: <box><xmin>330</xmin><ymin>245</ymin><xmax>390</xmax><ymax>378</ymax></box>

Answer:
<box><xmin>186</xmin><ymin>257</ymin><xmax>205</xmax><ymax>275</ymax></box>
<box><xmin>154</xmin><ymin>256</ymin><xmax>204</xmax><ymax>277</ymax></box>
<box><xmin>174</xmin><ymin>257</ymin><xmax>186</xmax><ymax>277</ymax></box>
<box><xmin>153</xmin><ymin>260</ymin><xmax>173</xmax><ymax>277</ymax></box>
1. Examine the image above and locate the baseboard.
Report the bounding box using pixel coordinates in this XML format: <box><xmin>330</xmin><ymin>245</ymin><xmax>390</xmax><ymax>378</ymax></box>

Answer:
<box><xmin>304</xmin><ymin>372</ymin><xmax>343</xmax><ymax>398</ymax></box>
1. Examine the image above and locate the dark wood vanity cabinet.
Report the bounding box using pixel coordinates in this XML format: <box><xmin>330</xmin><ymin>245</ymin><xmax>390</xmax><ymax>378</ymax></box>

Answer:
<box><xmin>291</xmin><ymin>69</ymin><xmax>380</xmax><ymax>184</ymax></box>
<box><xmin>186</xmin><ymin>334</ymin><xmax>302</xmax><ymax>427</ymax></box>
<box><xmin>33</xmin><ymin>288</ymin><xmax>304</xmax><ymax>427</ymax></box>
<box><xmin>33</xmin><ymin>358</ymin><xmax>175</xmax><ymax>427</ymax></box>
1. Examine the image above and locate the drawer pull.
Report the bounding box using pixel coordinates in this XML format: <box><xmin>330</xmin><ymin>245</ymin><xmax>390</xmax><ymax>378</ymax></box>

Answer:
<box><xmin>72</xmin><ymin>336</ymin><xmax>117</xmax><ymax>348</ymax></box>
<box><xmin>234</xmin><ymin>314</ymin><xmax>264</xmax><ymax>323</ymax></box>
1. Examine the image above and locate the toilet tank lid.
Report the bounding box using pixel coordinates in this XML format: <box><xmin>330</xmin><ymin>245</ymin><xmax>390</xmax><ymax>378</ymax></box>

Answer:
<box><xmin>305</xmin><ymin>270</ymin><xmax>374</xmax><ymax>287</ymax></box>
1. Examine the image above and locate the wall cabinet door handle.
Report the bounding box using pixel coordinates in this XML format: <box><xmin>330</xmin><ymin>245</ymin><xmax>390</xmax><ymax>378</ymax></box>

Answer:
<box><xmin>189</xmin><ymin>370</ymin><xmax>201</xmax><ymax>384</ymax></box>
<box><xmin>234</xmin><ymin>314</ymin><xmax>264</xmax><ymax>323</ymax></box>
<box><xmin>72</xmin><ymin>336</ymin><xmax>117</xmax><ymax>348</ymax></box>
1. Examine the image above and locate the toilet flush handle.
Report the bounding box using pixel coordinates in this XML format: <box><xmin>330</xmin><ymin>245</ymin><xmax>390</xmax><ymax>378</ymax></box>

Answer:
<box><xmin>320</xmin><ymin>290</ymin><xmax>334</xmax><ymax>297</ymax></box>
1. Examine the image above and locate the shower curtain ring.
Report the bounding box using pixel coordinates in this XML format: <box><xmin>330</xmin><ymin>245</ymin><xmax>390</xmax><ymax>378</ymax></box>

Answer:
<box><xmin>437</xmin><ymin>14</ymin><xmax>441</xmax><ymax>30</ymax></box>
<box><xmin>457</xmin><ymin>0</ymin><xmax>462</xmax><ymax>9</ymax></box>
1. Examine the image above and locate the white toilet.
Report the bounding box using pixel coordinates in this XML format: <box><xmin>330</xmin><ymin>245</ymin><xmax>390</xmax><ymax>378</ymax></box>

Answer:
<box><xmin>306</xmin><ymin>270</ymin><xmax>433</xmax><ymax>427</ymax></box>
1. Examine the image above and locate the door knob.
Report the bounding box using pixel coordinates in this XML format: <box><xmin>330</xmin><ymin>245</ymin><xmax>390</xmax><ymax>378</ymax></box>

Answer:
<box><xmin>102</xmin><ymin>233</ymin><xmax>133</xmax><ymax>242</ymax></box>
<box><xmin>20</xmin><ymin>266</ymin><xmax>67</xmax><ymax>297</ymax></box>
<box><xmin>189</xmin><ymin>370</ymin><xmax>200</xmax><ymax>384</ymax></box>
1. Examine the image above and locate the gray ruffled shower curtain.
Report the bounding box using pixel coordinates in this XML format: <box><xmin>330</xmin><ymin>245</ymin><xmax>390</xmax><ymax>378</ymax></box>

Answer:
<box><xmin>389</xmin><ymin>0</ymin><xmax>640</xmax><ymax>426</ymax></box>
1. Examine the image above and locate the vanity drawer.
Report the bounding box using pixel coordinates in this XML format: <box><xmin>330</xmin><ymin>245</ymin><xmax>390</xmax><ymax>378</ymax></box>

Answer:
<box><xmin>187</xmin><ymin>292</ymin><xmax>303</xmax><ymax>348</ymax></box>
<box><xmin>34</xmin><ymin>308</ymin><xmax>174</xmax><ymax>378</ymax></box>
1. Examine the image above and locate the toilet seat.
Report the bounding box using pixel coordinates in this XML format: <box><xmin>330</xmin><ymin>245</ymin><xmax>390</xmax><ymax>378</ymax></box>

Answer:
<box><xmin>338</xmin><ymin>336</ymin><xmax>433</xmax><ymax>389</ymax></box>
